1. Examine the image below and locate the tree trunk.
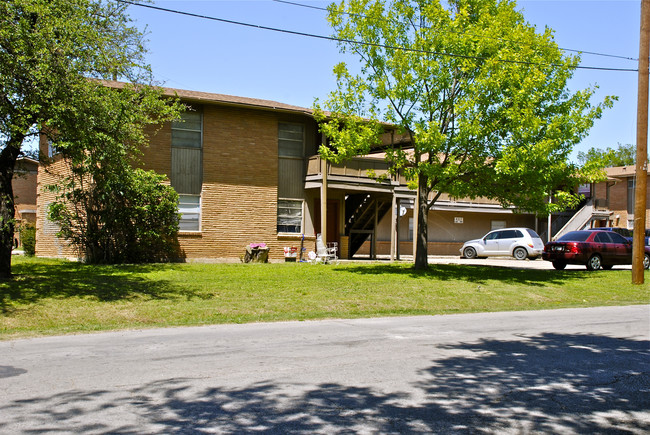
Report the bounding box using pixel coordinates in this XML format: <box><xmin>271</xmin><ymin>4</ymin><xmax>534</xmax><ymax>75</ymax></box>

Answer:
<box><xmin>414</xmin><ymin>175</ymin><xmax>429</xmax><ymax>270</ymax></box>
<box><xmin>0</xmin><ymin>143</ymin><xmax>21</xmax><ymax>279</ymax></box>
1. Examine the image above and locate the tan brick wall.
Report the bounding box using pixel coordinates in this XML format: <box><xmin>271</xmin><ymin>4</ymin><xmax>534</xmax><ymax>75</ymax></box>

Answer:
<box><xmin>35</xmin><ymin>137</ymin><xmax>78</xmax><ymax>259</ymax></box>
<box><xmin>141</xmin><ymin>104</ymin><xmax>319</xmax><ymax>261</ymax></box>
<box><xmin>36</xmin><ymin>103</ymin><xmax>321</xmax><ymax>262</ymax></box>
<box><xmin>14</xmin><ymin>161</ymin><xmax>37</xmax><ymax>223</ymax></box>
<box><xmin>592</xmin><ymin>174</ymin><xmax>650</xmax><ymax>228</ymax></box>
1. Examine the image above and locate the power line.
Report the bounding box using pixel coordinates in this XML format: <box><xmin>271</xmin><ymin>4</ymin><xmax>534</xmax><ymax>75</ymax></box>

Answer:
<box><xmin>272</xmin><ymin>0</ymin><xmax>639</xmax><ymax>63</ymax></box>
<box><xmin>117</xmin><ymin>0</ymin><xmax>638</xmax><ymax>72</ymax></box>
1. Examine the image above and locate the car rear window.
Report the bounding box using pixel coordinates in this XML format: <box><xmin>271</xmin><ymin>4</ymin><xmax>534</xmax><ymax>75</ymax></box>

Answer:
<box><xmin>594</xmin><ymin>232</ymin><xmax>612</xmax><ymax>243</ymax></box>
<box><xmin>525</xmin><ymin>229</ymin><xmax>541</xmax><ymax>239</ymax></box>
<box><xmin>557</xmin><ymin>231</ymin><xmax>591</xmax><ymax>242</ymax></box>
<box><xmin>609</xmin><ymin>232</ymin><xmax>628</xmax><ymax>243</ymax></box>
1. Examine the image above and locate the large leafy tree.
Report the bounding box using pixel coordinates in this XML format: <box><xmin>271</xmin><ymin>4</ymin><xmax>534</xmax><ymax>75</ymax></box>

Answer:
<box><xmin>0</xmin><ymin>0</ymin><xmax>177</xmax><ymax>276</ymax></box>
<box><xmin>577</xmin><ymin>143</ymin><xmax>640</xmax><ymax>168</ymax></box>
<box><xmin>315</xmin><ymin>0</ymin><xmax>613</xmax><ymax>269</ymax></box>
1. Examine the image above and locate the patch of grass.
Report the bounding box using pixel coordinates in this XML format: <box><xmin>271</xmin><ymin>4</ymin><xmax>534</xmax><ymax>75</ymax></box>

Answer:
<box><xmin>1</xmin><ymin>256</ymin><xmax>648</xmax><ymax>339</ymax></box>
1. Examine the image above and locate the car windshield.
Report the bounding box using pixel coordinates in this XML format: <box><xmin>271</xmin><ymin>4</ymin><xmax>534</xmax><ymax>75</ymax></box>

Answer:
<box><xmin>557</xmin><ymin>231</ymin><xmax>591</xmax><ymax>242</ymax></box>
<box><xmin>525</xmin><ymin>229</ymin><xmax>541</xmax><ymax>239</ymax></box>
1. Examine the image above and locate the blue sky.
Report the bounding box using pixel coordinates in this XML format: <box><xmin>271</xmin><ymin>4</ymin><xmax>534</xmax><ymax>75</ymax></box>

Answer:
<box><xmin>125</xmin><ymin>0</ymin><xmax>645</xmax><ymax>161</ymax></box>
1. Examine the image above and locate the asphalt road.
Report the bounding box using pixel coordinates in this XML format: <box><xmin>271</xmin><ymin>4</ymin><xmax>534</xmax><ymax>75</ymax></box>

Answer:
<box><xmin>1</xmin><ymin>306</ymin><xmax>649</xmax><ymax>434</ymax></box>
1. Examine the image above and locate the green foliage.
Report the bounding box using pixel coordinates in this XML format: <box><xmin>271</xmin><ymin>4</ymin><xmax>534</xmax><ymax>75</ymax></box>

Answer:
<box><xmin>0</xmin><ymin>0</ymin><xmax>162</xmax><ymax>275</ymax></box>
<box><xmin>316</xmin><ymin>0</ymin><xmax>614</xmax><ymax>268</ymax></box>
<box><xmin>19</xmin><ymin>224</ymin><xmax>35</xmax><ymax>256</ymax></box>
<box><xmin>48</xmin><ymin>168</ymin><xmax>181</xmax><ymax>264</ymax></box>
<box><xmin>577</xmin><ymin>143</ymin><xmax>641</xmax><ymax>168</ymax></box>
<box><xmin>45</xmin><ymin>82</ymin><xmax>183</xmax><ymax>264</ymax></box>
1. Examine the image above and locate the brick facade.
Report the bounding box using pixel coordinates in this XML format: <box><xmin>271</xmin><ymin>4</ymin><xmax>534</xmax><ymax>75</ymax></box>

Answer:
<box><xmin>14</xmin><ymin>157</ymin><xmax>38</xmax><ymax>224</ymax></box>
<box><xmin>592</xmin><ymin>166</ymin><xmax>650</xmax><ymax>229</ymax></box>
<box><xmin>35</xmin><ymin>144</ymin><xmax>78</xmax><ymax>258</ymax></box>
<box><xmin>36</xmin><ymin>88</ymin><xmax>321</xmax><ymax>262</ymax></box>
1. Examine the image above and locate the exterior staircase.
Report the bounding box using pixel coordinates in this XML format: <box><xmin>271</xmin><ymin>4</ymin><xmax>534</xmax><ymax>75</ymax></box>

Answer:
<box><xmin>552</xmin><ymin>199</ymin><xmax>612</xmax><ymax>240</ymax></box>
<box><xmin>345</xmin><ymin>194</ymin><xmax>392</xmax><ymax>257</ymax></box>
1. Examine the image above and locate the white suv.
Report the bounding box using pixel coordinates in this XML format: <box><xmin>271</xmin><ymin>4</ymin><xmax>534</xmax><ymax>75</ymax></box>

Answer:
<box><xmin>460</xmin><ymin>228</ymin><xmax>544</xmax><ymax>260</ymax></box>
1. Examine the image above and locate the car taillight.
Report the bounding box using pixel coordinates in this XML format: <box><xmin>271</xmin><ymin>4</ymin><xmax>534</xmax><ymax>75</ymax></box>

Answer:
<box><xmin>568</xmin><ymin>243</ymin><xmax>580</xmax><ymax>254</ymax></box>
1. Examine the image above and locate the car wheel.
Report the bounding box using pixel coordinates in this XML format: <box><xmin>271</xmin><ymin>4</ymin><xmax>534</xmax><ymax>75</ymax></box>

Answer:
<box><xmin>586</xmin><ymin>254</ymin><xmax>602</xmax><ymax>271</ymax></box>
<box><xmin>644</xmin><ymin>253</ymin><xmax>650</xmax><ymax>270</ymax></box>
<box><xmin>552</xmin><ymin>261</ymin><xmax>566</xmax><ymax>270</ymax></box>
<box><xmin>513</xmin><ymin>247</ymin><xmax>528</xmax><ymax>261</ymax></box>
<box><xmin>463</xmin><ymin>247</ymin><xmax>477</xmax><ymax>259</ymax></box>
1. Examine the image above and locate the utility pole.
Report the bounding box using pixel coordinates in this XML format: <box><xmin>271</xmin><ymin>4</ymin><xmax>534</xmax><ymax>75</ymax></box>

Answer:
<box><xmin>632</xmin><ymin>0</ymin><xmax>649</xmax><ymax>284</ymax></box>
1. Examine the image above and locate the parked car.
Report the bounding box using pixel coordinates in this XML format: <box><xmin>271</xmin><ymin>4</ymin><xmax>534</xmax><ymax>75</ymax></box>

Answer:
<box><xmin>586</xmin><ymin>227</ymin><xmax>632</xmax><ymax>241</ymax></box>
<box><xmin>586</xmin><ymin>227</ymin><xmax>650</xmax><ymax>245</ymax></box>
<box><xmin>460</xmin><ymin>228</ymin><xmax>544</xmax><ymax>260</ymax></box>
<box><xmin>543</xmin><ymin>230</ymin><xmax>650</xmax><ymax>271</ymax></box>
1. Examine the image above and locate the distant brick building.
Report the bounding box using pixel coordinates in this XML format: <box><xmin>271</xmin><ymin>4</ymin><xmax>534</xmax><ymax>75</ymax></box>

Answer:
<box><xmin>592</xmin><ymin>165</ymin><xmax>650</xmax><ymax>229</ymax></box>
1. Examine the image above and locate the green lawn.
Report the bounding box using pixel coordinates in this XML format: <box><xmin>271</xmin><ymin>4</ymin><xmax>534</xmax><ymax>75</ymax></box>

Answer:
<box><xmin>1</xmin><ymin>256</ymin><xmax>648</xmax><ymax>339</ymax></box>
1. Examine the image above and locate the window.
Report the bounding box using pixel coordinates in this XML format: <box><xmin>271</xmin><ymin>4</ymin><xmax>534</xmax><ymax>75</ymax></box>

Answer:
<box><xmin>627</xmin><ymin>179</ymin><xmax>635</xmax><ymax>215</ymax></box>
<box><xmin>47</xmin><ymin>140</ymin><xmax>57</xmax><ymax>158</ymax></box>
<box><xmin>609</xmin><ymin>232</ymin><xmax>628</xmax><ymax>244</ymax></box>
<box><xmin>501</xmin><ymin>229</ymin><xmax>523</xmax><ymax>239</ymax></box>
<box><xmin>277</xmin><ymin>199</ymin><xmax>303</xmax><ymax>233</ymax></box>
<box><xmin>172</xmin><ymin>110</ymin><xmax>203</xmax><ymax>230</ymax></box>
<box><xmin>594</xmin><ymin>232</ymin><xmax>612</xmax><ymax>243</ymax></box>
<box><xmin>178</xmin><ymin>194</ymin><xmax>200</xmax><ymax>231</ymax></box>
<box><xmin>172</xmin><ymin>111</ymin><xmax>202</xmax><ymax>148</ymax></box>
<box><xmin>491</xmin><ymin>220</ymin><xmax>507</xmax><ymax>230</ymax></box>
<box><xmin>278</xmin><ymin>123</ymin><xmax>304</xmax><ymax>157</ymax></box>
<box><xmin>525</xmin><ymin>229</ymin><xmax>541</xmax><ymax>239</ymax></box>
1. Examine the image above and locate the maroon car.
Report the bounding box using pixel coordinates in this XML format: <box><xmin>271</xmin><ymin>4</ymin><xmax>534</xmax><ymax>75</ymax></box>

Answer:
<box><xmin>543</xmin><ymin>230</ymin><xmax>650</xmax><ymax>271</ymax></box>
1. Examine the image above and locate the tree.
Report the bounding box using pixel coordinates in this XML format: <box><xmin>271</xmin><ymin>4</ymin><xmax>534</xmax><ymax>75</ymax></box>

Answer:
<box><xmin>577</xmin><ymin>143</ymin><xmax>641</xmax><ymax>168</ymax></box>
<box><xmin>46</xmin><ymin>82</ymin><xmax>182</xmax><ymax>264</ymax></box>
<box><xmin>0</xmin><ymin>0</ymin><xmax>175</xmax><ymax>276</ymax></box>
<box><xmin>315</xmin><ymin>0</ymin><xmax>613</xmax><ymax>269</ymax></box>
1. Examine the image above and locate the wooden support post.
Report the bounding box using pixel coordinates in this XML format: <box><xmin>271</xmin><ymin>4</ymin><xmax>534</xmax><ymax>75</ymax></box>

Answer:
<box><xmin>390</xmin><ymin>193</ymin><xmax>397</xmax><ymax>262</ymax></box>
<box><xmin>396</xmin><ymin>198</ymin><xmax>401</xmax><ymax>260</ymax></box>
<box><xmin>413</xmin><ymin>181</ymin><xmax>419</xmax><ymax>260</ymax></box>
<box><xmin>632</xmin><ymin>0</ymin><xmax>649</xmax><ymax>284</ymax></box>
<box><xmin>320</xmin><ymin>152</ymin><xmax>328</xmax><ymax>245</ymax></box>
<box><xmin>372</xmin><ymin>199</ymin><xmax>378</xmax><ymax>259</ymax></box>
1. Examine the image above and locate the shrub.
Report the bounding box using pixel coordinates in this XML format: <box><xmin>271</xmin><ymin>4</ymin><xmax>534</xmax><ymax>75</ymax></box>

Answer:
<box><xmin>19</xmin><ymin>224</ymin><xmax>35</xmax><ymax>256</ymax></box>
<box><xmin>48</xmin><ymin>169</ymin><xmax>181</xmax><ymax>264</ymax></box>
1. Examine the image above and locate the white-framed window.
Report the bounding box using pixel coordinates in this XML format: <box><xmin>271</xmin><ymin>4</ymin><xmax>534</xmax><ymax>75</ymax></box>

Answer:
<box><xmin>178</xmin><ymin>194</ymin><xmax>201</xmax><ymax>232</ymax></box>
<box><xmin>277</xmin><ymin>199</ymin><xmax>303</xmax><ymax>234</ymax></box>
<box><xmin>172</xmin><ymin>111</ymin><xmax>202</xmax><ymax>149</ymax></box>
<box><xmin>278</xmin><ymin>123</ymin><xmax>304</xmax><ymax>158</ymax></box>
<box><xmin>491</xmin><ymin>220</ymin><xmax>507</xmax><ymax>230</ymax></box>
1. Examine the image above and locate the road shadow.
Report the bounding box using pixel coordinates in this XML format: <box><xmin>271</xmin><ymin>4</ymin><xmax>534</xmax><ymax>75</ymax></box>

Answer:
<box><xmin>1</xmin><ymin>333</ymin><xmax>648</xmax><ymax>433</ymax></box>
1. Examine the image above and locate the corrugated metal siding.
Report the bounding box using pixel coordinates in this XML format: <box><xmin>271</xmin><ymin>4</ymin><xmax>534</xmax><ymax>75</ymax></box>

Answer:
<box><xmin>278</xmin><ymin>157</ymin><xmax>303</xmax><ymax>199</ymax></box>
<box><xmin>172</xmin><ymin>147</ymin><xmax>202</xmax><ymax>194</ymax></box>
